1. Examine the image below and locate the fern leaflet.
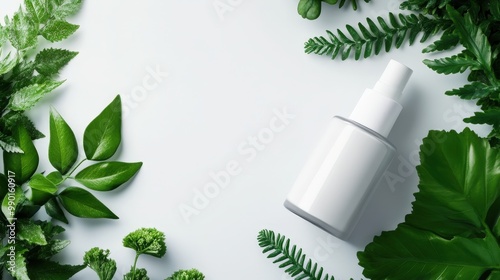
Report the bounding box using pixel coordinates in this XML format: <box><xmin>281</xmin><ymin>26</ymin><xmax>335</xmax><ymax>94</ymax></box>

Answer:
<box><xmin>304</xmin><ymin>13</ymin><xmax>451</xmax><ymax>60</ymax></box>
<box><xmin>258</xmin><ymin>229</ymin><xmax>342</xmax><ymax>280</ymax></box>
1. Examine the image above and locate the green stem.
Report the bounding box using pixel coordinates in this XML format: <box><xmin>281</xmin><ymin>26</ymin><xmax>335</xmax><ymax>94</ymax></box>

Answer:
<box><xmin>131</xmin><ymin>253</ymin><xmax>140</xmax><ymax>279</ymax></box>
<box><xmin>63</xmin><ymin>158</ymin><xmax>86</xmax><ymax>181</ymax></box>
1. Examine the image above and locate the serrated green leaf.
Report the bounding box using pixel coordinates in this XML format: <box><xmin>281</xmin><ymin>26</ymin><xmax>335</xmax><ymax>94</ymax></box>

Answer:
<box><xmin>35</xmin><ymin>48</ymin><xmax>78</xmax><ymax>76</ymax></box>
<box><xmin>83</xmin><ymin>95</ymin><xmax>122</xmax><ymax>161</ymax></box>
<box><xmin>0</xmin><ymin>131</ymin><xmax>23</xmax><ymax>153</ymax></box>
<box><xmin>3</xmin><ymin>125</ymin><xmax>39</xmax><ymax>184</ymax></box>
<box><xmin>464</xmin><ymin>109</ymin><xmax>500</xmax><ymax>127</ymax></box>
<box><xmin>24</xmin><ymin>0</ymin><xmax>51</xmax><ymax>24</ymax></box>
<box><xmin>423</xmin><ymin>53</ymin><xmax>480</xmax><ymax>74</ymax></box>
<box><xmin>8</xmin><ymin>248</ymin><xmax>29</xmax><ymax>280</ymax></box>
<box><xmin>8</xmin><ymin>80</ymin><xmax>64</xmax><ymax>111</ymax></box>
<box><xmin>50</xmin><ymin>0</ymin><xmax>83</xmax><ymax>19</ymax></box>
<box><xmin>2</xmin><ymin>112</ymin><xmax>45</xmax><ymax>140</ymax></box>
<box><xmin>41</xmin><ymin>20</ymin><xmax>79</xmax><ymax>42</ymax></box>
<box><xmin>58</xmin><ymin>187</ymin><xmax>118</xmax><ymax>219</ymax></box>
<box><xmin>407</xmin><ymin>128</ymin><xmax>500</xmax><ymax>238</ymax></box>
<box><xmin>8</xmin><ymin>8</ymin><xmax>37</xmax><ymax>51</ymax></box>
<box><xmin>358</xmin><ymin>224</ymin><xmax>500</xmax><ymax>280</ymax></box>
<box><xmin>27</xmin><ymin>260</ymin><xmax>86</xmax><ymax>280</ymax></box>
<box><xmin>45</xmin><ymin>197</ymin><xmax>68</xmax><ymax>224</ymax></box>
<box><xmin>28</xmin><ymin>173</ymin><xmax>57</xmax><ymax>205</ymax></box>
<box><xmin>0</xmin><ymin>51</ymin><xmax>19</xmax><ymax>75</ymax></box>
<box><xmin>75</xmin><ymin>161</ymin><xmax>142</xmax><ymax>191</ymax></box>
<box><xmin>49</xmin><ymin>107</ymin><xmax>78</xmax><ymax>174</ymax></box>
<box><xmin>32</xmin><ymin>239</ymin><xmax>70</xmax><ymax>260</ymax></box>
<box><xmin>18</xmin><ymin>219</ymin><xmax>47</xmax><ymax>245</ymax></box>
<box><xmin>446</xmin><ymin>6</ymin><xmax>492</xmax><ymax>72</ymax></box>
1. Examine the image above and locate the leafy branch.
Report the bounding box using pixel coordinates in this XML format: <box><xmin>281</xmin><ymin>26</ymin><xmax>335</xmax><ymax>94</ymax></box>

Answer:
<box><xmin>258</xmin><ymin>229</ymin><xmax>338</xmax><ymax>280</ymax></box>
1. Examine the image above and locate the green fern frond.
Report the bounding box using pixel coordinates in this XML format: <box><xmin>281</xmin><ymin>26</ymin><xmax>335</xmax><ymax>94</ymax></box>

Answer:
<box><xmin>423</xmin><ymin>51</ymin><xmax>480</xmax><ymax>74</ymax></box>
<box><xmin>445</xmin><ymin>82</ymin><xmax>499</xmax><ymax>100</ymax></box>
<box><xmin>400</xmin><ymin>0</ymin><xmax>452</xmax><ymax>16</ymax></box>
<box><xmin>258</xmin><ymin>229</ymin><xmax>338</xmax><ymax>280</ymax></box>
<box><xmin>304</xmin><ymin>13</ymin><xmax>451</xmax><ymax>60</ymax></box>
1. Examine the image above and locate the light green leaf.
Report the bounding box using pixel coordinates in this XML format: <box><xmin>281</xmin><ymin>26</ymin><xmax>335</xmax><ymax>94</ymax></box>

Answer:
<box><xmin>58</xmin><ymin>187</ymin><xmax>118</xmax><ymax>219</ymax></box>
<box><xmin>358</xmin><ymin>224</ymin><xmax>500</xmax><ymax>280</ymax></box>
<box><xmin>49</xmin><ymin>107</ymin><xmax>78</xmax><ymax>174</ymax></box>
<box><xmin>24</xmin><ymin>0</ymin><xmax>51</xmax><ymax>24</ymax></box>
<box><xmin>50</xmin><ymin>0</ymin><xmax>83</xmax><ymax>19</ymax></box>
<box><xmin>83</xmin><ymin>95</ymin><xmax>122</xmax><ymax>161</ymax></box>
<box><xmin>46</xmin><ymin>171</ymin><xmax>63</xmax><ymax>185</ymax></box>
<box><xmin>75</xmin><ymin>161</ymin><xmax>142</xmax><ymax>191</ymax></box>
<box><xmin>28</xmin><ymin>173</ymin><xmax>57</xmax><ymax>205</ymax></box>
<box><xmin>27</xmin><ymin>260</ymin><xmax>86</xmax><ymax>280</ymax></box>
<box><xmin>41</xmin><ymin>19</ymin><xmax>79</xmax><ymax>42</ymax></box>
<box><xmin>8</xmin><ymin>80</ymin><xmax>64</xmax><ymax>111</ymax></box>
<box><xmin>407</xmin><ymin>128</ymin><xmax>500</xmax><ymax>238</ymax></box>
<box><xmin>8</xmin><ymin>248</ymin><xmax>29</xmax><ymax>280</ymax></box>
<box><xmin>0</xmin><ymin>51</ymin><xmax>19</xmax><ymax>75</ymax></box>
<box><xmin>18</xmin><ymin>219</ymin><xmax>47</xmax><ymax>245</ymax></box>
<box><xmin>2</xmin><ymin>186</ymin><xmax>23</xmax><ymax>223</ymax></box>
<box><xmin>44</xmin><ymin>197</ymin><xmax>68</xmax><ymax>224</ymax></box>
<box><xmin>35</xmin><ymin>48</ymin><xmax>78</xmax><ymax>76</ymax></box>
<box><xmin>446</xmin><ymin>6</ymin><xmax>492</xmax><ymax>72</ymax></box>
<box><xmin>8</xmin><ymin>8</ymin><xmax>37</xmax><ymax>51</ymax></box>
<box><xmin>3</xmin><ymin>125</ymin><xmax>39</xmax><ymax>184</ymax></box>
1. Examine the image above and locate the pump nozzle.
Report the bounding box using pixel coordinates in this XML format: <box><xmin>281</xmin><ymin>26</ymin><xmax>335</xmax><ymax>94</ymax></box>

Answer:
<box><xmin>373</xmin><ymin>59</ymin><xmax>413</xmax><ymax>101</ymax></box>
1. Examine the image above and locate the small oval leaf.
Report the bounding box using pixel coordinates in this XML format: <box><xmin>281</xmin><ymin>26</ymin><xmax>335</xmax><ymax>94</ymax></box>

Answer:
<box><xmin>49</xmin><ymin>107</ymin><xmax>78</xmax><ymax>174</ymax></box>
<box><xmin>75</xmin><ymin>161</ymin><xmax>142</xmax><ymax>191</ymax></box>
<box><xmin>45</xmin><ymin>197</ymin><xmax>68</xmax><ymax>224</ymax></box>
<box><xmin>58</xmin><ymin>187</ymin><xmax>118</xmax><ymax>219</ymax></box>
<box><xmin>3</xmin><ymin>126</ymin><xmax>39</xmax><ymax>184</ymax></box>
<box><xmin>83</xmin><ymin>95</ymin><xmax>122</xmax><ymax>161</ymax></box>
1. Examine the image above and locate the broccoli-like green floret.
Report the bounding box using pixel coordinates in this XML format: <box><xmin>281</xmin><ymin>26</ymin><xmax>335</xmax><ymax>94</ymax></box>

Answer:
<box><xmin>124</xmin><ymin>267</ymin><xmax>149</xmax><ymax>280</ymax></box>
<box><xmin>165</xmin><ymin>269</ymin><xmax>205</xmax><ymax>280</ymax></box>
<box><xmin>83</xmin><ymin>247</ymin><xmax>117</xmax><ymax>280</ymax></box>
<box><xmin>122</xmin><ymin>227</ymin><xmax>167</xmax><ymax>258</ymax></box>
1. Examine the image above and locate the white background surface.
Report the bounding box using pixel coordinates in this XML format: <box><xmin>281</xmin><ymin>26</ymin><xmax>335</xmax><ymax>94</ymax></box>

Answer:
<box><xmin>2</xmin><ymin>1</ymin><xmax>487</xmax><ymax>279</ymax></box>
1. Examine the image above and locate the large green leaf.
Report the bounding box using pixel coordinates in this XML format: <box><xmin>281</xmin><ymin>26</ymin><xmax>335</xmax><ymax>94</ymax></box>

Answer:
<box><xmin>83</xmin><ymin>95</ymin><xmax>122</xmax><ymax>161</ymax></box>
<box><xmin>3</xmin><ymin>126</ymin><xmax>39</xmax><ymax>184</ymax></box>
<box><xmin>49</xmin><ymin>107</ymin><xmax>78</xmax><ymax>174</ymax></box>
<box><xmin>446</xmin><ymin>6</ymin><xmax>492</xmax><ymax>72</ymax></box>
<box><xmin>27</xmin><ymin>260</ymin><xmax>86</xmax><ymax>280</ymax></box>
<box><xmin>75</xmin><ymin>161</ymin><xmax>142</xmax><ymax>191</ymax></box>
<box><xmin>8</xmin><ymin>8</ymin><xmax>37</xmax><ymax>51</ymax></box>
<box><xmin>407</xmin><ymin>128</ymin><xmax>500</xmax><ymax>238</ymax></box>
<box><xmin>58</xmin><ymin>187</ymin><xmax>118</xmax><ymax>219</ymax></box>
<box><xmin>358</xmin><ymin>224</ymin><xmax>500</xmax><ymax>280</ymax></box>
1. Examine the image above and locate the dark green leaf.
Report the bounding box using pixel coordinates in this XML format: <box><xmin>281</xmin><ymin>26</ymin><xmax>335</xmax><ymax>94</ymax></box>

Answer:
<box><xmin>27</xmin><ymin>260</ymin><xmax>86</xmax><ymax>280</ymax></box>
<box><xmin>492</xmin><ymin>1</ymin><xmax>500</xmax><ymax>20</ymax></box>
<box><xmin>464</xmin><ymin>109</ymin><xmax>500</xmax><ymax>127</ymax></box>
<box><xmin>423</xmin><ymin>53</ymin><xmax>480</xmax><ymax>74</ymax></box>
<box><xmin>44</xmin><ymin>197</ymin><xmax>68</xmax><ymax>224</ymax></box>
<box><xmin>58</xmin><ymin>187</ymin><xmax>118</xmax><ymax>219</ymax></box>
<box><xmin>28</xmin><ymin>173</ymin><xmax>57</xmax><ymax>205</ymax></box>
<box><xmin>49</xmin><ymin>107</ymin><xmax>78</xmax><ymax>174</ymax></box>
<box><xmin>41</xmin><ymin>20</ymin><xmax>79</xmax><ymax>42</ymax></box>
<box><xmin>3</xmin><ymin>125</ymin><xmax>39</xmax><ymax>184</ymax></box>
<box><xmin>446</xmin><ymin>6</ymin><xmax>492</xmax><ymax>72</ymax></box>
<box><xmin>18</xmin><ymin>218</ymin><xmax>47</xmax><ymax>245</ymax></box>
<box><xmin>445</xmin><ymin>82</ymin><xmax>498</xmax><ymax>100</ymax></box>
<box><xmin>75</xmin><ymin>161</ymin><xmax>142</xmax><ymax>191</ymax></box>
<box><xmin>83</xmin><ymin>95</ymin><xmax>122</xmax><ymax>161</ymax></box>
<box><xmin>407</xmin><ymin>129</ymin><xmax>500</xmax><ymax>238</ymax></box>
<box><xmin>8</xmin><ymin>80</ymin><xmax>64</xmax><ymax>111</ymax></box>
<box><xmin>8</xmin><ymin>8</ymin><xmax>37</xmax><ymax>50</ymax></box>
<box><xmin>422</xmin><ymin>32</ymin><xmax>459</xmax><ymax>53</ymax></box>
<box><xmin>35</xmin><ymin>48</ymin><xmax>78</xmax><ymax>76</ymax></box>
<box><xmin>358</xmin><ymin>224</ymin><xmax>500</xmax><ymax>280</ymax></box>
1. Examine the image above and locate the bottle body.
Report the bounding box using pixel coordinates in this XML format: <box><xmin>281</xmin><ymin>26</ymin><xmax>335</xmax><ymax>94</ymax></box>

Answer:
<box><xmin>284</xmin><ymin>116</ymin><xmax>395</xmax><ymax>239</ymax></box>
